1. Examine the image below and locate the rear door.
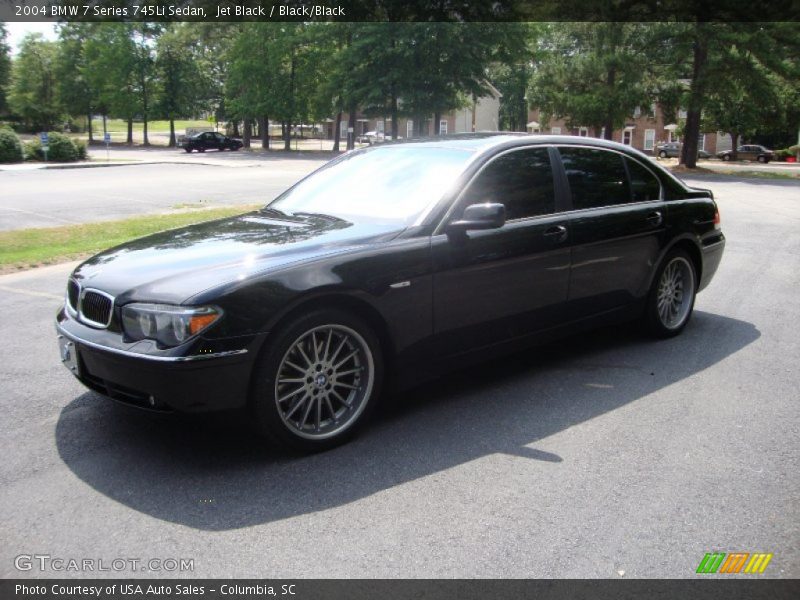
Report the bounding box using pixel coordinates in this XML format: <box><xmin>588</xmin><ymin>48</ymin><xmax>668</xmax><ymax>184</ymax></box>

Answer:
<box><xmin>431</xmin><ymin>146</ymin><xmax>571</xmax><ymax>354</ymax></box>
<box><xmin>557</xmin><ymin>146</ymin><xmax>665</xmax><ymax>320</ymax></box>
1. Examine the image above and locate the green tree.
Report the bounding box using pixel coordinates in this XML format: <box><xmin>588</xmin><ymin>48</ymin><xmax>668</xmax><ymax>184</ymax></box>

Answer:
<box><xmin>528</xmin><ymin>23</ymin><xmax>655</xmax><ymax>139</ymax></box>
<box><xmin>0</xmin><ymin>23</ymin><xmax>11</xmax><ymax>116</ymax></box>
<box><xmin>55</xmin><ymin>23</ymin><xmax>96</xmax><ymax>142</ymax></box>
<box><xmin>660</xmin><ymin>22</ymin><xmax>800</xmax><ymax>167</ymax></box>
<box><xmin>155</xmin><ymin>24</ymin><xmax>206</xmax><ymax>146</ymax></box>
<box><xmin>8</xmin><ymin>33</ymin><xmax>61</xmax><ymax>131</ymax></box>
<box><xmin>84</xmin><ymin>23</ymin><xmax>139</xmax><ymax>143</ymax></box>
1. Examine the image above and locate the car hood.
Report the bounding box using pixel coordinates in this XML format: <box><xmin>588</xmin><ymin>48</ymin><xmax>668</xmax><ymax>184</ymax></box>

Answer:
<box><xmin>71</xmin><ymin>211</ymin><xmax>403</xmax><ymax>304</ymax></box>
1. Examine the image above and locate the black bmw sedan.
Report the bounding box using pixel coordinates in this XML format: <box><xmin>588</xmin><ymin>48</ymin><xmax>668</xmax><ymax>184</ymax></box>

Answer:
<box><xmin>56</xmin><ymin>135</ymin><xmax>725</xmax><ymax>451</ymax></box>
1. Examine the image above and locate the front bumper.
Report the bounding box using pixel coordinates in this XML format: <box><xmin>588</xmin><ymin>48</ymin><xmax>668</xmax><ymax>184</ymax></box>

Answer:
<box><xmin>56</xmin><ymin>313</ymin><xmax>261</xmax><ymax>413</ymax></box>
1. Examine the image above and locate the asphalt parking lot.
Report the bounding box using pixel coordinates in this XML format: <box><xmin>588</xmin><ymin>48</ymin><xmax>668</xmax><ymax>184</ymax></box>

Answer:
<box><xmin>0</xmin><ymin>171</ymin><xmax>798</xmax><ymax>578</ymax></box>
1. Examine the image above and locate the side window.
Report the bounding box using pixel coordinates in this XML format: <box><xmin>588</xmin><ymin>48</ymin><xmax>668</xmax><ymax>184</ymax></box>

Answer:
<box><xmin>559</xmin><ymin>147</ymin><xmax>630</xmax><ymax>210</ymax></box>
<box><xmin>459</xmin><ymin>148</ymin><xmax>556</xmax><ymax>221</ymax></box>
<box><xmin>625</xmin><ymin>158</ymin><xmax>661</xmax><ymax>202</ymax></box>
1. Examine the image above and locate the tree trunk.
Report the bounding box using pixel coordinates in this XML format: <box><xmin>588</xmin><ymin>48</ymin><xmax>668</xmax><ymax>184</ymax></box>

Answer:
<box><xmin>730</xmin><ymin>132</ymin><xmax>739</xmax><ymax>161</ymax></box>
<box><xmin>87</xmin><ymin>113</ymin><xmax>94</xmax><ymax>143</ymax></box>
<box><xmin>243</xmin><ymin>118</ymin><xmax>252</xmax><ymax>148</ymax></box>
<box><xmin>168</xmin><ymin>119</ymin><xmax>176</xmax><ymax>147</ymax></box>
<box><xmin>103</xmin><ymin>115</ymin><xmax>107</xmax><ymax>138</ymax></box>
<box><xmin>680</xmin><ymin>24</ymin><xmax>708</xmax><ymax>168</ymax></box>
<box><xmin>434</xmin><ymin>111</ymin><xmax>441</xmax><ymax>135</ymax></box>
<box><xmin>333</xmin><ymin>112</ymin><xmax>342</xmax><ymax>152</ymax></box>
<box><xmin>391</xmin><ymin>95</ymin><xmax>398</xmax><ymax>140</ymax></box>
<box><xmin>126</xmin><ymin>118</ymin><xmax>133</xmax><ymax>145</ymax></box>
<box><xmin>232</xmin><ymin>121</ymin><xmax>240</xmax><ymax>137</ymax></box>
<box><xmin>260</xmin><ymin>115</ymin><xmax>269</xmax><ymax>149</ymax></box>
<box><xmin>142</xmin><ymin>116</ymin><xmax>149</xmax><ymax>146</ymax></box>
<box><xmin>284</xmin><ymin>121</ymin><xmax>291</xmax><ymax>151</ymax></box>
<box><xmin>346</xmin><ymin>107</ymin><xmax>356</xmax><ymax>150</ymax></box>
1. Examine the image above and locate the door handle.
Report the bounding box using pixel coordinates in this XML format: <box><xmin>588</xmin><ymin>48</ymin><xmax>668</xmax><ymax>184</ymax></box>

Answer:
<box><xmin>646</xmin><ymin>211</ymin><xmax>663</xmax><ymax>227</ymax></box>
<box><xmin>543</xmin><ymin>225</ymin><xmax>568</xmax><ymax>243</ymax></box>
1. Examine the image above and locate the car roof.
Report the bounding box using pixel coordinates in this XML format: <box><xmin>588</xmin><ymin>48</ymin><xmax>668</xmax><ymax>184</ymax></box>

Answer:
<box><xmin>378</xmin><ymin>132</ymin><xmax>653</xmax><ymax>161</ymax></box>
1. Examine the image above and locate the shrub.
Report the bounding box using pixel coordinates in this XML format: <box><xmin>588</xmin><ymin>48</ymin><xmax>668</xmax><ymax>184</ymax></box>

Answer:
<box><xmin>775</xmin><ymin>148</ymin><xmax>792</xmax><ymax>161</ymax></box>
<box><xmin>23</xmin><ymin>131</ymin><xmax>84</xmax><ymax>162</ymax></box>
<box><xmin>0</xmin><ymin>128</ymin><xmax>25</xmax><ymax>163</ymax></box>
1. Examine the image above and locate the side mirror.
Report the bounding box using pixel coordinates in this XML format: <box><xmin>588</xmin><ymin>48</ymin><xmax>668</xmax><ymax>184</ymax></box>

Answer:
<box><xmin>447</xmin><ymin>203</ymin><xmax>506</xmax><ymax>233</ymax></box>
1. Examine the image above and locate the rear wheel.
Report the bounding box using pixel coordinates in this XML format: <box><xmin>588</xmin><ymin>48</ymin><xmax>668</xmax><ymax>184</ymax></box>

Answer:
<box><xmin>658</xmin><ymin>150</ymin><xmax>667</xmax><ymax>158</ymax></box>
<box><xmin>758</xmin><ymin>155</ymin><xmax>767</xmax><ymax>163</ymax></box>
<box><xmin>184</xmin><ymin>147</ymin><xmax>193</xmax><ymax>153</ymax></box>
<box><xmin>644</xmin><ymin>250</ymin><xmax>697</xmax><ymax>338</ymax></box>
<box><xmin>722</xmin><ymin>154</ymin><xmax>731</xmax><ymax>161</ymax></box>
<box><xmin>251</xmin><ymin>309</ymin><xmax>383</xmax><ymax>452</ymax></box>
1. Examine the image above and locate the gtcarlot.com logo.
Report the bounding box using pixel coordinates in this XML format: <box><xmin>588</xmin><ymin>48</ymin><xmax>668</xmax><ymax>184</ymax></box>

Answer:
<box><xmin>696</xmin><ymin>552</ymin><xmax>773</xmax><ymax>574</ymax></box>
<box><xmin>14</xmin><ymin>554</ymin><xmax>194</xmax><ymax>573</ymax></box>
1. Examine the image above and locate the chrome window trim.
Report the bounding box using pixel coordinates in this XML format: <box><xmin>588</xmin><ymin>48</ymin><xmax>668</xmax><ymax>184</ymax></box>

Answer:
<box><xmin>56</xmin><ymin>324</ymin><xmax>248</xmax><ymax>363</ymax></box>
<box><xmin>77</xmin><ymin>287</ymin><xmax>115</xmax><ymax>329</ymax></box>
<box><xmin>432</xmin><ymin>143</ymin><xmax>668</xmax><ymax>236</ymax></box>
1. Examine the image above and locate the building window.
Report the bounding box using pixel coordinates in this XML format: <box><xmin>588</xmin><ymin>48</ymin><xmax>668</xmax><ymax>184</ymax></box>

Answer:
<box><xmin>578</xmin><ymin>127</ymin><xmax>589</xmax><ymax>137</ymax></box>
<box><xmin>406</xmin><ymin>121</ymin><xmax>413</xmax><ymax>138</ymax></box>
<box><xmin>600</xmin><ymin>127</ymin><xmax>606</xmax><ymax>139</ymax></box>
<box><xmin>644</xmin><ymin>129</ymin><xmax>656</xmax><ymax>151</ymax></box>
<box><xmin>633</xmin><ymin>106</ymin><xmax>642</xmax><ymax>118</ymax></box>
<box><xmin>439</xmin><ymin>120</ymin><xmax>448</xmax><ymax>135</ymax></box>
<box><xmin>698</xmin><ymin>133</ymin><xmax>705</xmax><ymax>152</ymax></box>
<box><xmin>667</xmin><ymin>130</ymin><xmax>674</xmax><ymax>143</ymax></box>
<box><xmin>376</xmin><ymin>121</ymin><xmax>384</xmax><ymax>133</ymax></box>
<box><xmin>622</xmin><ymin>130</ymin><xmax>633</xmax><ymax>145</ymax></box>
<box><xmin>340</xmin><ymin>120</ymin><xmax>348</xmax><ymax>138</ymax></box>
<box><xmin>551</xmin><ymin>127</ymin><xmax>561</xmax><ymax>135</ymax></box>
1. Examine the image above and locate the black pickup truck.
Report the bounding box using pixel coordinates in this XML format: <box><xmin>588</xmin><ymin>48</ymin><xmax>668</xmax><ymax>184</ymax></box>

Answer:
<box><xmin>179</xmin><ymin>131</ymin><xmax>243</xmax><ymax>153</ymax></box>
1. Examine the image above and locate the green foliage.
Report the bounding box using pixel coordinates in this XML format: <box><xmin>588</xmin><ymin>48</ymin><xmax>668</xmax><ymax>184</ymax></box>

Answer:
<box><xmin>0</xmin><ymin>127</ymin><xmax>24</xmax><ymax>163</ymax></box>
<box><xmin>0</xmin><ymin>23</ymin><xmax>11</xmax><ymax>116</ymax></box>
<box><xmin>8</xmin><ymin>33</ymin><xmax>61</xmax><ymax>131</ymax></box>
<box><xmin>24</xmin><ymin>131</ymin><xmax>84</xmax><ymax>162</ymax></box>
<box><xmin>528</xmin><ymin>23</ymin><xmax>656</xmax><ymax>136</ymax></box>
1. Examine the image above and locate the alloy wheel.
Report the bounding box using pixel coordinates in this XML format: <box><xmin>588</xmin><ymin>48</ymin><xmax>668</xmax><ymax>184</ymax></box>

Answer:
<box><xmin>656</xmin><ymin>257</ymin><xmax>695</xmax><ymax>330</ymax></box>
<box><xmin>274</xmin><ymin>324</ymin><xmax>374</xmax><ymax>440</ymax></box>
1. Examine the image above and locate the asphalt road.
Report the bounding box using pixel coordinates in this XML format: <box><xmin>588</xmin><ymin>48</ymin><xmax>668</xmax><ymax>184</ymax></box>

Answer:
<box><xmin>0</xmin><ymin>174</ymin><xmax>798</xmax><ymax>578</ymax></box>
<box><xmin>0</xmin><ymin>157</ymin><xmax>328</xmax><ymax>231</ymax></box>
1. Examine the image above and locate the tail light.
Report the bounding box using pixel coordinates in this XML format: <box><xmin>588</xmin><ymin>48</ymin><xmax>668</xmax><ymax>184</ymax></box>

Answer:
<box><xmin>713</xmin><ymin>208</ymin><xmax>721</xmax><ymax>229</ymax></box>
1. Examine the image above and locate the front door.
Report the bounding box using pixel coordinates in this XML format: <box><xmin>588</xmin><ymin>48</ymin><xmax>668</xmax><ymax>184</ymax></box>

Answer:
<box><xmin>431</xmin><ymin>147</ymin><xmax>571</xmax><ymax>355</ymax></box>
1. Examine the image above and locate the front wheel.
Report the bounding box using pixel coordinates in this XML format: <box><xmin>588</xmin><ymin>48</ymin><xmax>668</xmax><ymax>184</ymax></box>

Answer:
<box><xmin>643</xmin><ymin>250</ymin><xmax>697</xmax><ymax>338</ymax></box>
<box><xmin>658</xmin><ymin>150</ymin><xmax>667</xmax><ymax>158</ymax></box>
<box><xmin>184</xmin><ymin>147</ymin><xmax>193</xmax><ymax>153</ymax></box>
<box><xmin>722</xmin><ymin>154</ymin><xmax>731</xmax><ymax>161</ymax></box>
<box><xmin>758</xmin><ymin>155</ymin><xmax>767</xmax><ymax>163</ymax></box>
<box><xmin>250</xmin><ymin>309</ymin><xmax>383</xmax><ymax>452</ymax></box>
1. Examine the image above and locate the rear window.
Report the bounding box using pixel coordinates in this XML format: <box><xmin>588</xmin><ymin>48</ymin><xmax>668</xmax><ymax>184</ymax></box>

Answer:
<box><xmin>625</xmin><ymin>158</ymin><xmax>661</xmax><ymax>202</ymax></box>
<box><xmin>559</xmin><ymin>147</ymin><xmax>630</xmax><ymax>209</ymax></box>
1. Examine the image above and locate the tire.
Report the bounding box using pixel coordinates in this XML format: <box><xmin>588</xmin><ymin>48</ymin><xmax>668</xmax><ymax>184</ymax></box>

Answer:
<box><xmin>184</xmin><ymin>147</ymin><xmax>193</xmax><ymax>153</ymax></box>
<box><xmin>643</xmin><ymin>249</ymin><xmax>697</xmax><ymax>338</ymax></box>
<box><xmin>658</xmin><ymin>151</ymin><xmax>667</xmax><ymax>158</ymax></box>
<box><xmin>250</xmin><ymin>309</ymin><xmax>383</xmax><ymax>452</ymax></box>
<box><xmin>722</xmin><ymin>154</ymin><xmax>731</xmax><ymax>161</ymax></box>
<box><xmin>758</xmin><ymin>156</ymin><xmax>767</xmax><ymax>163</ymax></box>
<box><xmin>198</xmin><ymin>147</ymin><xmax>205</xmax><ymax>153</ymax></box>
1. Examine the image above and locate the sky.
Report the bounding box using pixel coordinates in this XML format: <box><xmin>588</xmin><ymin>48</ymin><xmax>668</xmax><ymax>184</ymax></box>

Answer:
<box><xmin>4</xmin><ymin>22</ymin><xmax>58</xmax><ymax>55</ymax></box>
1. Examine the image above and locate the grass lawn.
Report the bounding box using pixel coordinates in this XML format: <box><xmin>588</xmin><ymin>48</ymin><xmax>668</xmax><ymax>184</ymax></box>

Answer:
<box><xmin>92</xmin><ymin>118</ymin><xmax>214</xmax><ymax>134</ymax></box>
<box><xmin>0</xmin><ymin>205</ymin><xmax>260</xmax><ymax>273</ymax></box>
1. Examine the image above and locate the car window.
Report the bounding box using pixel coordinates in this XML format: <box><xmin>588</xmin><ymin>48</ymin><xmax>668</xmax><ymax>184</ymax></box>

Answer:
<box><xmin>458</xmin><ymin>148</ymin><xmax>555</xmax><ymax>220</ymax></box>
<box><xmin>625</xmin><ymin>158</ymin><xmax>661</xmax><ymax>202</ymax></box>
<box><xmin>270</xmin><ymin>147</ymin><xmax>472</xmax><ymax>225</ymax></box>
<box><xmin>215</xmin><ymin>133</ymin><xmax>225</xmax><ymax>141</ymax></box>
<box><xmin>559</xmin><ymin>147</ymin><xmax>631</xmax><ymax>210</ymax></box>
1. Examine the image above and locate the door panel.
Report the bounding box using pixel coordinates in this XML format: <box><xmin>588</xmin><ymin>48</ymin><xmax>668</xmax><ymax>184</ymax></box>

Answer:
<box><xmin>558</xmin><ymin>147</ymin><xmax>665</xmax><ymax>320</ymax></box>
<box><xmin>431</xmin><ymin>218</ymin><xmax>571</xmax><ymax>353</ymax></box>
<box><xmin>431</xmin><ymin>146</ymin><xmax>570</xmax><ymax>356</ymax></box>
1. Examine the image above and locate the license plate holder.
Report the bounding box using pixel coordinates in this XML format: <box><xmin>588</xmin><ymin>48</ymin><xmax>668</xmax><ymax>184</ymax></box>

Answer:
<box><xmin>58</xmin><ymin>335</ymin><xmax>81</xmax><ymax>377</ymax></box>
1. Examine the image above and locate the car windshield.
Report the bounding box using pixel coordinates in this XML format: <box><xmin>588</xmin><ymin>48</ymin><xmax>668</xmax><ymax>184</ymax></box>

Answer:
<box><xmin>268</xmin><ymin>146</ymin><xmax>473</xmax><ymax>225</ymax></box>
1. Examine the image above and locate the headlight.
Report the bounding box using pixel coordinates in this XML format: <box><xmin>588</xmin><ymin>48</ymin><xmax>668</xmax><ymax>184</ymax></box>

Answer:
<box><xmin>121</xmin><ymin>304</ymin><xmax>222</xmax><ymax>347</ymax></box>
